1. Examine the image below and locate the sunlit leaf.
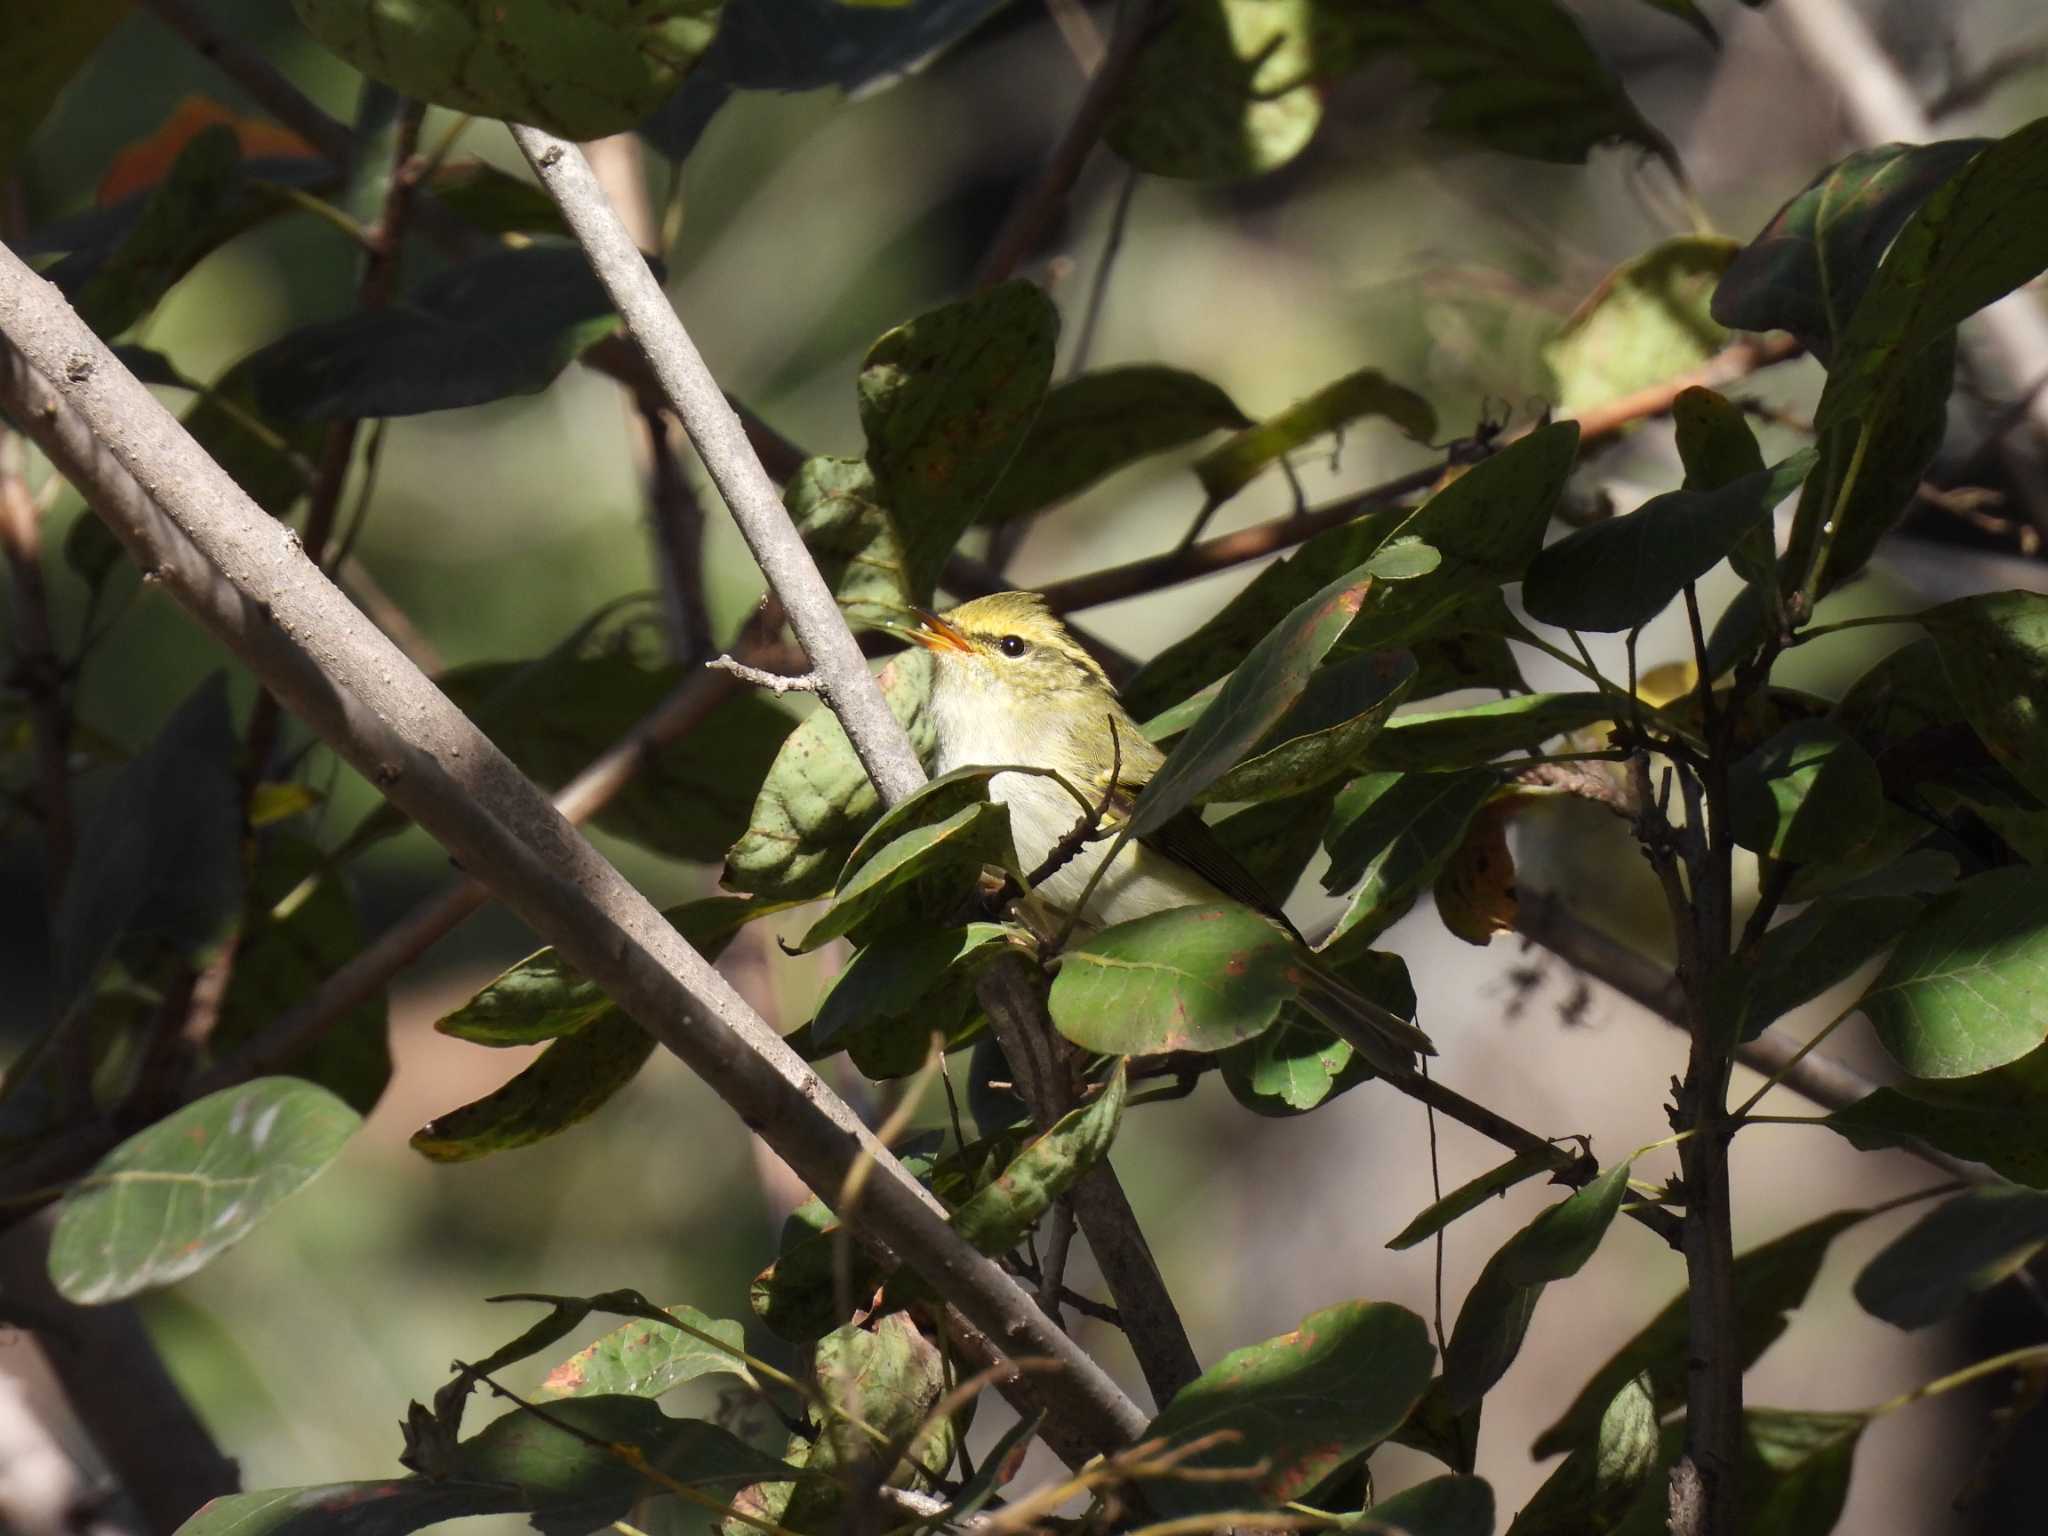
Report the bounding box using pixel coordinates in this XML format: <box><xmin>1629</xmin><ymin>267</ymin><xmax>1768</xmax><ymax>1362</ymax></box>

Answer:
<box><xmin>1546</xmin><ymin>237</ymin><xmax>1738</xmax><ymax>414</ymax></box>
<box><xmin>1508</xmin><ymin>1374</ymin><xmax>1657</xmax><ymax>1536</ymax></box>
<box><xmin>1141</xmin><ymin>1300</ymin><xmax>1436</xmax><ymax>1516</ymax></box>
<box><xmin>1049</xmin><ymin>901</ymin><xmax>1300</xmax><ymax>1055</ymax></box>
<box><xmin>1363</xmin><ymin>693</ymin><xmax>1617</xmax><ymax>771</ymax></box>
<box><xmin>540</xmin><ymin>1302</ymin><xmax>754</xmax><ymax>1399</ymax></box>
<box><xmin>1222</xmin><ymin>951</ymin><xmax>1414</xmax><ymax>1116</ymax></box>
<box><xmin>409</xmin><ymin>1016</ymin><xmax>655</xmax><ymax>1163</ymax></box>
<box><xmin>50</xmin><ymin>1079</ymin><xmax>360</xmax><ymax>1304</ymax></box>
<box><xmin>1858</xmin><ymin>868</ymin><xmax>2048</xmax><ymax>1080</ymax></box>
<box><xmin>952</xmin><ymin>1062</ymin><xmax>1127</xmax><ymax>1256</ymax></box>
<box><xmin>1203</xmin><ymin>651</ymin><xmax>1417</xmax><ymax>803</ymax></box>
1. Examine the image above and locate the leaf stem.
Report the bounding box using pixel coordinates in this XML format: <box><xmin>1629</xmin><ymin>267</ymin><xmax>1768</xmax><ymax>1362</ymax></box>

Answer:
<box><xmin>1869</xmin><ymin>1343</ymin><xmax>2048</xmax><ymax>1418</ymax></box>
<box><xmin>1730</xmin><ymin>1002</ymin><xmax>1858</xmax><ymax>1121</ymax></box>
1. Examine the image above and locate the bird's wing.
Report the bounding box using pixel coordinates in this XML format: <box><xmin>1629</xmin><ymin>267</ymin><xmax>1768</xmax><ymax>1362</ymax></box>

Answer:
<box><xmin>1137</xmin><ymin>810</ymin><xmax>1305</xmax><ymax>941</ymax></box>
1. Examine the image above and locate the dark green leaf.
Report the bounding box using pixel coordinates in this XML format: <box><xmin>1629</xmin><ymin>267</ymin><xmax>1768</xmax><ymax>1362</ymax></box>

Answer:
<box><xmin>952</xmin><ymin>1062</ymin><xmax>1127</xmax><ymax>1255</ymax></box>
<box><xmin>1049</xmin><ymin>901</ymin><xmax>1300</xmax><ymax>1055</ymax></box>
<box><xmin>725</xmin><ymin>650</ymin><xmax>935</xmax><ymax>899</ymax></box>
<box><xmin>539</xmin><ymin>1302</ymin><xmax>754</xmax><ymax>1399</ymax></box>
<box><xmin>1107</xmin><ymin>0</ymin><xmax>1326</xmax><ymax>182</ymax></box>
<box><xmin>1441</xmin><ymin>1162</ymin><xmax>1631</xmax><ymax>1413</ymax></box>
<box><xmin>1362</xmin><ymin>693</ymin><xmax>1617</xmax><ymax>772</ymax></box>
<box><xmin>811</xmin><ymin>923</ymin><xmax>1008</xmax><ymax>1055</ymax></box>
<box><xmin>49</xmin><ymin>1079</ymin><xmax>361</xmax><ymax>1304</ymax></box>
<box><xmin>1388</xmin><ymin>1149</ymin><xmax>1556</xmax><ymax>1251</ymax></box>
<box><xmin>53</xmin><ymin>674</ymin><xmax>241</xmax><ymax>1015</ymax></box>
<box><xmin>979</xmin><ymin>366</ymin><xmax>1249</xmax><ymax>524</ymax></box>
<box><xmin>1320</xmin><ymin>771</ymin><xmax>1498</xmax><ymax>952</ymax></box>
<box><xmin>1508</xmin><ymin>1373</ymin><xmax>1657</xmax><ymax>1536</ymax></box>
<box><xmin>1194</xmin><ymin>369</ymin><xmax>1437</xmax><ymax>505</ymax></box>
<box><xmin>1675</xmin><ymin>385</ymin><xmax>1767</xmax><ymax>490</ymax></box>
<box><xmin>1818</xmin><ymin>119</ymin><xmax>2048</xmax><ymax>430</ymax></box>
<box><xmin>62</xmin><ymin>509</ymin><xmax>127</xmax><ymax>594</ymax></box>
<box><xmin>1533</xmin><ymin>1210</ymin><xmax>1868</xmax><ymax>1457</ymax></box>
<box><xmin>1794</xmin><ymin>336</ymin><xmax>1955</xmax><ymax>599</ymax></box>
<box><xmin>182</xmin><ymin>358</ymin><xmax>324</xmax><ymax>517</ymax></box>
<box><xmin>292</xmin><ymin>0</ymin><xmax>720</xmax><ymax>139</ymax></box>
<box><xmin>1142</xmin><ymin>1300</ymin><xmax>1437</xmax><ymax>1516</ymax></box>
<box><xmin>1205</xmin><ymin>651</ymin><xmax>1417</xmax><ymax>802</ymax></box>
<box><xmin>1921</xmin><ymin>590</ymin><xmax>2048</xmax><ymax>804</ymax></box>
<box><xmin>1131</xmin><ymin>565</ymin><xmax>1378</xmax><ymax>838</ymax></box>
<box><xmin>1365</xmin><ymin>1475</ymin><xmax>1495</xmax><ymax>1536</ymax></box>
<box><xmin>1323</xmin><ymin>0</ymin><xmax>1679</xmax><ymax>170</ymax></box>
<box><xmin>1210</xmin><ymin>785</ymin><xmax>1343</xmax><ymax>909</ymax></box>
<box><xmin>429</xmin><ymin>159</ymin><xmax>571</xmax><ymax>237</ymax></box>
<box><xmin>410</xmin><ymin>1018</ymin><xmax>655</xmax><ymax>1162</ymax></box>
<box><xmin>210</xmin><ymin>836</ymin><xmax>391</xmax><ymax>1114</ymax></box>
<box><xmin>169</xmin><ymin>1481</ymin><xmax>521</xmax><ymax>1536</ymax></box>
<box><xmin>1854</xmin><ymin>1186</ymin><xmax>2048</xmax><ymax>1329</ymax></box>
<box><xmin>1522</xmin><ymin>452</ymin><xmax>1815</xmax><ymax>632</ymax></box>
<box><xmin>1827</xmin><ymin>1081</ymin><xmax>2048</xmax><ymax>1187</ymax></box>
<box><xmin>1545</xmin><ymin>237</ymin><xmax>1738</xmax><ymax>413</ymax></box>
<box><xmin>247</xmin><ymin>246</ymin><xmax>629</xmax><ymax>420</ymax></box>
<box><xmin>1728</xmin><ymin>720</ymin><xmax>1884</xmax><ymax>863</ymax></box>
<box><xmin>1714</xmin><ymin>139</ymin><xmax>1986</xmax><ymax>352</ymax></box>
<box><xmin>1859</xmin><ymin>867</ymin><xmax>2048</xmax><ymax>1079</ymax></box>
<box><xmin>860</xmin><ymin>281</ymin><xmax>1057</xmax><ymax>599</ymax></box>
<box><xmin>1612</xmin><ymin>1410</ymin><xmax>1865</xmax><ymax>1535</ymax></box>
<box><xmin>1707</xmin><ymin>892</ymin><xmax>1922</xmax><ymax>1045</ymax></box>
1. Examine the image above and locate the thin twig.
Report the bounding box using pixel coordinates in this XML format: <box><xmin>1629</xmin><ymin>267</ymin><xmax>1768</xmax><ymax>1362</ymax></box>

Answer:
<box><xmin>1928</xmin><ymin>32</ymin><xmax>2048</xmax><ymax>119</ymax></box>
<box><xmin>0</xmin><ymin>283</ymin><xmax>1147</xmax><ymax>1460</ymax></box>
<box><xmin>707</xmin><ymin>654</ymin><xmax>822</xmax><ymax>695</ymax></box>
<box><xmin>1003</xmin><ymin>335</ymin><xmax>1804</xmax><ymax>614</ymax></box>
<box><xmin>973</xmin><ymin>0</ymin><xmax>1159</xmax><ymax>290</ymax></box>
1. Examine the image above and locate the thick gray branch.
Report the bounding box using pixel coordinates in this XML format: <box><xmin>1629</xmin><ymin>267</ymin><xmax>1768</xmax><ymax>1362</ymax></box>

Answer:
<box><xmin>509</xmin><ymin>127</ymin><xmax>924</xmax><ymax>804</ymax></box>
<box><xmin>0</xmin><ymin>250</ymin><xmax>1145</xmax><ymax>1455</ymax></box>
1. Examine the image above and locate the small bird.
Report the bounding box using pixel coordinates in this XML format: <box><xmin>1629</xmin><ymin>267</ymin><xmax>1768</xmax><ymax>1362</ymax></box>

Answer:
<box><xmin>903</xmin><ymin>590</ymin><xmax>1435</xmax><ymax>1076</ymax></box>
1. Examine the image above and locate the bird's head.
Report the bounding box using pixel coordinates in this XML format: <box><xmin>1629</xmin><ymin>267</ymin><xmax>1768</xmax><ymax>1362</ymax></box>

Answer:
<box><xmin>903</xmin><ymin>591</ymin><xmax>1113</xmax><ymax>709</ymax></box>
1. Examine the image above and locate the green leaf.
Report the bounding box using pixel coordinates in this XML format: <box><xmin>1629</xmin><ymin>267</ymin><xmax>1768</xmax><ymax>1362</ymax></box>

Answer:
<box><xmin>1319</xmin><ymin>771</ymin><xmax>1498</xmax><ymax>952</ymax></box>
<box><xmin>860</xmin><ymin>281</ymin><xmax>1058</xmax><ymax>599</ymax></box>
<box><xmin>1827</xmin><ymin>1083</ymin><xmax>2048</xmax><ymax>1187</ymax></box>
<box><xmin>1545</xmin><ymin>237</ymin><xmax>1738</xmax><ymax>414</ymax></box>
<box><xmin>724</xmin><ymin>649</ymin><xmax>935</xmax><ymax>900</ymax></box>
<box><xmin>979</xmin><ymin>366</ymin><xmax>1249</xmax><ymax>524</ymax></box>
<box><xmin>409</xmin><ymin>1017</ymin><xmax>655</xmax><ymax>1163</ymax></box>
<box><xmin>1533</xmin><ymin>1209</ymin><xmax>1868</xmax><ymax>1458</ymax></box>
<box><xmin>1142</xmin><ymin>1300</ymin><xmax>1437</xmax><ymax>1516</ymax></box>
<box><xmin>49</xmin><ymin>1079</ymin><xmax>361</xmax><ymax>1304</ymax></box>
<box><xmin>1049</xmin><ymin>901</ymin><xmax>1301</xmax><ymax>1055</ymax></box>
<box><xmin>1107</xmin><ymin>0</ymin><xmax>1325</xmax><ymax>182</ymax></box>
<box><xmin>952</xmin><ymin>1062</ymin><xmax>1127</xmax><ymax>1255</ymax></box>
<box><xmin>1921</xmin><ymin>590</ymin><xmax>2048</xmax><ymax>804</ymax></box>
<box><xmin>1204</xmin><ymin>651</ymin><xmax>1418</xmax><ymax>803</ymax></box>
<box><xmin>210</xmin><ymin>836</ymin><xmax>391</xmax><ymax>1114</ymax></box>
<box><xmin>1362</xmin><ymin>693</ymin><xmax>1618</xmax><ymax>772</ymax></box>
<box><xmin>170</xmin><ymin>1481</ymin><xmax>522</xmax><ymax>1536</ymax></box>
<box><xmin>539</xmin><ymin>1303</ymin><xmax>755</xmax><ymax>1399</ymax></box>
<box><xmin>1194</xmin><ymin>369</ymin><xmax>1437</xmax><ymax>505</ymax></box>
<box><xmin>247</xmin><ymin>246</ymin><xmax>628</xmax><ymax>420</ymax></box>
<box><xmin>181</xmin><ymin>357</ymin><xmax>325</xmax><ymax>516</ymax></box>
<box><xmin>1713</xmin><ymin>139</ymin><xmax>1986</xmax><ymax>351</ymax></box>
<box><xmin>1</xmin><ymin>0</ymin><xmax>133</xmax><ymax>176</ymax></box>
<box><xmin>1364</xmin><ymin>1475</ymin><xmax>1496</xmax><ymax>1536</ymax></box>
<box><xmin>1706</xmin><ymin>892</ymin><xmax>1923</xmax><ymax>1045</ymax></box>
<box><xmin>1817</xmin><ymin>119</ymin><xmax>2048</xmax><ymax>431</ymax></box>
<box><xmin>800</xmin><ymin>798</ymin><xmax>1017</xmax><ymax>951</ymax></box>
<box><xmin>1507</xmin><ymin>1374</ymin><xmax>1657</xmax><ymax>1536</ymax></box>
<box><xmin>810</xmin><ymin>923</ymin><xmax>1008</xmax><ymax>1056</ymax></box>
<box><xmin>53</xmin><ymin>674</ymin><xmax>241</xmax><ymax>1015</ymax></box>
<box><xmin>1522</xmin><ymin>452</ymin><xmax>1815</xmax><ymax>632</ymax></box>
<box><xmin>1853</xmin><ymin>1185</ymin><xmax>2048</xmax><ymax>1329</ymax></box>
<box><xmin>1387</xmin><ymin>1149</ymin><xmax>1556</xmax><ymax>1251</ymax></box>
<box><xmin>788</xmin><ymin>455</ymin><xmax>908</xmax><ymax>618</ymax></box>
<box><xmin>1223</xmin><ymin>952</ymin><xmax>1415</xmax><ymax>1116</ymax></box>
<box><xmin>1674</xmin><ymin>386</ymin><xmax>1766</xmax><ymax>490</ymax></box>
<box><xmin>1131</xmin><ymin>565</ymin><xmax>1378</xmax><ymax>838</ymax></box>
<box><xmin>1858</xmin><ymin>867</ymin><xmax>2048</xmax><ymax>1080</ymax></box>
<box><xmin>1441</xmin><ymin>1162</ymin><xmax>1631</xmax><ymax>1413</ymax></box>
<box><xmin>1323</xmin><ymin>0</ymin><xmax>1679</xmax><ymax>170</ymax></box>
<box><xmin>292</xmin><ymin>0</ymin><xmax>721</xmax><ymax>139</ymax></box>
<box><xmin>429</xmin><ymin>159</ymin><xmax>571</xmax><ymax>238</ymax></box>
<box><xmin>1210</xmin><ymin>785</ymin><xmax>1343</xmax><ymax>909</ymax></box>
<box><xmin>1728</xmin><ymin>720</ymin><xmax>1884</xmax><ymax>863</ymax></box>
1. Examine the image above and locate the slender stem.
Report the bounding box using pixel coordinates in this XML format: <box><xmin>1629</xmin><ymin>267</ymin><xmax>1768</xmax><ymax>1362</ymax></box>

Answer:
<box><xmin>1783</xmin><ymin>611</ymin><xmax>1926</xmax><ymax>646</ymax></box>
<box><xmin>1800</xmin><ymin>414</ymin><xmax>1877</xmax><ymax>605</ymax></box>
<box><xmin>1869</xmin><ymin>1344</ymin><xmax>2048</xmax><ymax>1418</ymax></box>
<box><xmin>1731</xmin><ymin>1003</ymin><xmax>1859</xmax><ymax>1121</ymax></box>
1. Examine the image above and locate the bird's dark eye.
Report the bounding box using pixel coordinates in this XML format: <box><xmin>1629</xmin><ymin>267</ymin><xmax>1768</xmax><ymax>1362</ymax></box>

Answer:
<box><xmin>998</xmin><ymin>635</ymin><xmax>1028</xmax><ymax>658</ymax></box>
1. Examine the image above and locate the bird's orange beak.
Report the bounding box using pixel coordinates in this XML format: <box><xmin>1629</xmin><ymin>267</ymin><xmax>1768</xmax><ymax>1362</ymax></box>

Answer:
<box><xmin>909</xmin><ymin>607</ymin><xmax>974</xmax><ymax>655</ymax></box>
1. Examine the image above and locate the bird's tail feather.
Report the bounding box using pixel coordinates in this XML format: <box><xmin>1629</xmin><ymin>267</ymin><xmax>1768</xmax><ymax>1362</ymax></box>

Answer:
<box><xmin>1295</xmin><ymin>955</ymin><xmax>1436</xmax><ymax>1078</ymax></box>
